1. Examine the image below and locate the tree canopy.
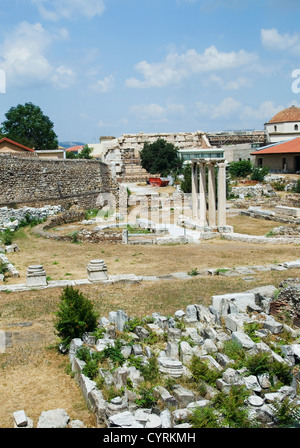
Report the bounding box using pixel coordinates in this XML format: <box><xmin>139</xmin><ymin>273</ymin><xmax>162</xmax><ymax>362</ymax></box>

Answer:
<box><xmin>1</xmin><ymin>102</ymin><xmax>58</xmax><ymax>150</ymax></box>
<box><xmin>140</xmin><ymin>138</ymin><xmax>182</xmax><ymax>176</ymax></box>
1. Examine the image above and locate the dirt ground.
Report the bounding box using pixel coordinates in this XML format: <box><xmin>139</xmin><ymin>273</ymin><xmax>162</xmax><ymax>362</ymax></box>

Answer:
<box><xmin>0</xmin><ymin>212</ymin><xmax>300</xmax><ymax>428</ymax></box>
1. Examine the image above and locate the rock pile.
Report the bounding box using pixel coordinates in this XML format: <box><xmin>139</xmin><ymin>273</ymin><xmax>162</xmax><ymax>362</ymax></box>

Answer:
<box><xmin>66</xmin><ymin>280</ymin><xmax>300</xmax><ymax>429</ymax></box>
<box><xmin>0</xmin><ymin>205</ymin><xmax>62</xmax><ymax>232</ymax></box>
<box><xmin>13</xmin><ymin>409</ymin><xmax>86</xmax><ymax>428</ymax></box>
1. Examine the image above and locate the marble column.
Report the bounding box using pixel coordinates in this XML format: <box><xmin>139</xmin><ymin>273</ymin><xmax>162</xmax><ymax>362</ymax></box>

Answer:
<box><xmin>207</xmin><ymin>163</ymin><xmax>216</xmax><ymax>227</ymax></box>
<box><xmin>191</xmin><ymin>162</ymin><xmax>198</xmax><ymax>219</ymax></box>
<box><xmin>217</xmin><ymin>162</ymin><xmax>227</xmax><ymax>227</ymax></box>
<box><xmin>198</xmin><ymin>162</ymin><xmax>207</xmax><ymax>226</ymax></box>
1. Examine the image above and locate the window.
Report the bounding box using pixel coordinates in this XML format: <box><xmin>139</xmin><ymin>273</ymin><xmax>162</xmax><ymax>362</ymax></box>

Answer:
<box><xmin>258</xmin><ymin>158</ymin><xmax>263</xmax><ymax>167</ymax></box>
<box><xmin>295</xmin><ymin>124</ymin><xmax>299</xmax><ymax>131</ymax></box>
<box><xmin>274</xmin><ymin>126</ymin><xmax>277</xmax><ymax>132</ymax></box>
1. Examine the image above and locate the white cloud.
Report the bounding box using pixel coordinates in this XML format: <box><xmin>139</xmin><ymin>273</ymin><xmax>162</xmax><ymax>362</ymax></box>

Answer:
<box><xmin>130</xmin><ymin>103</ymin><xmax>167</xmax><ymax>121</ymax></box>
<box><xmin>0</xmin><ymin>21</ymin><xmax>75</xmax><ymax>88</ymax></box>
<box><xmin>126</xmin><ymin>45</ymin><xmax>258</xmax><ymax>88</ymax></box>
<box><xmin>196</xmin><ymin>97</ymin><xmax>242</xmax><ymax>119</ymax></box>
<box><xmin>261</xmin><ymin>28</ymin><xmax>300</xmax><ymax>54</ymax></box>
<box><xmin>204</xmin><ymin>74</ymin><xmax>252</xmax><ymax>90</ymax></box>
<box><xmin>241</xmin><ymin>101</ymin><xmax>283</xmax><ymax>121</ymax></box>
<box><xmin>32</xmin><ymin>0</ymin><xmax>106</xmax><ymax>21</ymax></box>
<box><xmin>93</xmin><ymin>75</ymin><xmax>114</xmax><ymax>93</ymax></box>
<box><xmin>52</xmin><ymin>65</ymin><xmax>77</xmax><ymax>88</ymax></box>
<box><xmin>129</xmin><ymin>102</ymin><xmax>186</xmax><ymax>122</ymax></box>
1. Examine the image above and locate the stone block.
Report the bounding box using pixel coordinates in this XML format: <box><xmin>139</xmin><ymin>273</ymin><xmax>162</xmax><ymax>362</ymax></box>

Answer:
<box><xmin>37</xmin><ymin>409</ymin><xmax>70</xmax><ymax>428</ymax></box>
<box><xmin>26</xmin><ymin>265</ymin><xmax>47</xmax><ymax>288</ymax></box>
<box><xmin>231</xmin><ymin>331</ymin><xmax>256</xmax><ymax>350</ymax></box>
<box><xmin>172</xmin><ymin>385</ymin><xmax>195</xmax><ymax>408</ymax></box>
<box><xmin>13</xmin><ymin>410</ymin><xmax>28</xmax><ymax>427</ymax></box>
<box><xmin>225</xmin><ymin>313</ymin><xmax>251</xmax><ymax>332</ymax></box>
<box><xmin>158</xmin><ymin>357</ymin><xmax>184</xmax><ymax>377</ymax></box>
<box><xmin>87</xmin><ymin>259</ymin><xmax>108</xmax><ymax>282</ymax></box>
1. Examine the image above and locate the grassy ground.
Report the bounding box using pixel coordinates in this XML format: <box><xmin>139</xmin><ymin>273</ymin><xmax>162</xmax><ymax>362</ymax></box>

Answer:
<box><xmin>0</xmin><ymin>213</ymin><xmax>299</xmax><ymax>428</ymax></box>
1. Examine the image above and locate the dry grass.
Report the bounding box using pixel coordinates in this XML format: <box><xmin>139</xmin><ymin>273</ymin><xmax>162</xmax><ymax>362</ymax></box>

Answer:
<box><xmin>4</xmin><ymin>218</ymin><xmax>300</xmax><ymax>285</ymax></box>
<box><xmin>0</xmin><ymin>213</ymin><xmax>299</xmax><ymax>427</ymax></box>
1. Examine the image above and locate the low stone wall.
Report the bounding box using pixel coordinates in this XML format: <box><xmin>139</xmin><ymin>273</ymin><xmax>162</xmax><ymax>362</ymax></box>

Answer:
<box><xmin>0</xmin><ymin>154</ymin><xmax>114</xmax><ymax>210</ymax></box>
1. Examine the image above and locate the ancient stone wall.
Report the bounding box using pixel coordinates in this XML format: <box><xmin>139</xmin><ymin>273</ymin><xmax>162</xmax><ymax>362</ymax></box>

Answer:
<box><xmin>0</xmin><ymin>154</ymin><xmax>115</xmax><ymax>210</ymax></box>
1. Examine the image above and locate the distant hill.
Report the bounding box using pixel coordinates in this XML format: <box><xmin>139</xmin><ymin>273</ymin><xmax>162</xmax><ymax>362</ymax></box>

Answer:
<box><xmin>59</xmin><ymin>141</ymin><xmax>85</xmax><ymax>149</ymax></box>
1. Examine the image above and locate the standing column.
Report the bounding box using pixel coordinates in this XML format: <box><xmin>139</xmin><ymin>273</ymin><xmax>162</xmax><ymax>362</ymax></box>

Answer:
<box><xmin>198</xmin><ymin>162</ymin><xmax>207</xmax><ymax>226</ymax></box>
<box><xmin>217</xmin><ymin>162</ymin><xmax>227</xmax><ymax>227</ymax></box>
<box><xmin>191</xmin><ymin>162</ymin><xmax>198</xmax><ymax>219</ymax></box>
<box><xmin>207</xmin><ymin>162</ymin><xmax>216</xmax><ymax>227</ymax></box>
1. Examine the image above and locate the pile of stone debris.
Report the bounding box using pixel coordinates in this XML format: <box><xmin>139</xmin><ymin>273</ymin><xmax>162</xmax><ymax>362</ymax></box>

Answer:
<box><xmin>63</xmin><ymin>279</ymin><xmax>300</xmax><ymax>429</ymax></box>
<box><xmin>12</xmin><ymin>279</ymin><xmax>300</xmax><ymax>429</ymax></box>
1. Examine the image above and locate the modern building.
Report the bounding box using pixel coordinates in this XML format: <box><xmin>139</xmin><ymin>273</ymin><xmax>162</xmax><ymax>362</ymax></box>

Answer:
<box><xmin>0</xmin><ymin>137</ymin><xmax>35</xmax><ymax>155</ymax></box>
<box><xmin>265</xmin><ymin>105</ymin><xmax>300</xmax><ymax>143</ymax></box>
<box><xmin>251</xmin><ymin>137</ymin><xmax>300</xmax><ymax>173</ymax></box>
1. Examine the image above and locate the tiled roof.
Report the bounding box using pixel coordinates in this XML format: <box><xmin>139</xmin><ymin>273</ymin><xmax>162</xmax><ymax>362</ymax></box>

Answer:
<box><xmin>66</xmin><ymin>145</ymin><xmax>84</xmax><ymax>152</ymax></box>
<box><xmin>0</xmin><ymin>137</ymin><xmax>35</xmax><ymax>152</ymax></box>
<box><xmin>267</xmin><ymin>105</ymin><xmax>300</xmax><ymax>124</ymax></box>
<box><xmin>251</xmin><ymin>138</ymin><xmax>300</xmax><ymax>155</ymax></box>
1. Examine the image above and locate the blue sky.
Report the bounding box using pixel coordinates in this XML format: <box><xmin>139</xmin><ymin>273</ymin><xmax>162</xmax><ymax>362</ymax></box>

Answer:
<box><xmin>0</xmin><ymin>0</ymin><xmax>300</xmax><ymax>144</ymax></box>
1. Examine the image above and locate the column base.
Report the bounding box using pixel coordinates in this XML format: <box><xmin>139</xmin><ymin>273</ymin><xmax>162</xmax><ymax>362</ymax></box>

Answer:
<box><xmin>218</xmin><ymin>225</ymin><xmax>234</xmax><ymax>233</ymax></box>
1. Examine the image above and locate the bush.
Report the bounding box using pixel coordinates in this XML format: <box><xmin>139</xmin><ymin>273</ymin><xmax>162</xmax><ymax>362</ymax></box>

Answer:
<box><xmin>0</xmin><ymin>261</ymin><xmax>9</xmax><ymax>276</ymax></box>
<box><xmin>189</xmin><ymin>406</ymin><xmax>221</xmax><ymax>428</ymax></box>
<box><xmin>212</xmin><ymin>385</ymin><xmax>254</xmax><ymax>428</ymax></box>
<box><xmin>292</xmin><ymin>179</ymin><xmax>300</xmax><ymax>193</ymax></box>
<box><xmin>250</xmin><ymin>166</ymin><xmax>269</xmax><ymax>182</ymax></box>
<box><xmin>271</xmin><ymin>397</ymin><xmax>300</xmax><ymax>427</ymax></box>
<box><xmin>0</xmin><ymin>229</ymin><xmax>14</xmax><ymax>245</ymax></box>
<box><xmin>190</xmin><ymin>355</ymin><xmax>222</xmax><ymax>385</ymax></box>
<box><xmin>54</xmin><ymin>286</ymin><xmax>99</xmax><ymax>347</ymax></box>
<box><xmin>228</xmin><ymin>160</ymin><xmax>253</xmax><ymax>179</ymax></box>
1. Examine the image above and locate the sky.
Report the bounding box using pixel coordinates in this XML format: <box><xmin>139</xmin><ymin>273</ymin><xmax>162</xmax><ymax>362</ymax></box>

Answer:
<box><xmin>0</xmin><ymin>0</ymin><xmax>300</xmax><ymax>144</ymax></box>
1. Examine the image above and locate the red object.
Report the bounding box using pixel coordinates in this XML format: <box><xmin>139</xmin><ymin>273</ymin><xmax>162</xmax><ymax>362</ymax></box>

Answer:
<box><xmin>251</xmin><ymin>138</ymin><xmax>300</xmax><ymax>155</ymax></box>
<box><xmin>0</xmin><ymin>137</ymin><xmax>35</xmax><ymax>152</ymax></box>
<box><xmin>149</xmin><ymin>177</ymin><xmax>170</xmax><ymax>187</ymax></box>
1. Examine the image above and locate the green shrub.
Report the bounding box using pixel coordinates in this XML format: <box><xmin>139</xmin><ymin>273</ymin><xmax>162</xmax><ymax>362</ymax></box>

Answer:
<box><xmin>243</xmin><ymin>321</ymin><xmax>262</xmax><ymax>343</ymax></box>
<box><xmin>271</xmin><ymin>181</ymin><xmax>286</xmax><ymax>191</ymax></box>
<box><xmin>0</xmin><ymin>261</ymin><xmax>9</xmax><ymax>275</ymax></box>
<box><xmin>271</xmin><ymin>397</ymin><xmax>300</xmax><ymax>427</ymax></box>
<box><xmin>222</xmin><ymin>339</ymin><xmax>245</xmax><ymax>367</ymax></box>
<box><xmin>250</xmin><ymin>166</ymin><xmax>269</xmax><ymax>182</ymax></box>
<box><xmin>135</xmin><ymin>386</ymin><xmax>157</xmax><ymax>408</ymax></box>
<box><xmin>54</xmin><ymin>286</ymin><xmax>99</xmax><ymax>347</ymax></box>
<box><xmin>99</xmin><ymin>339</ymin><xmax>125</xmax><ymax>366</ymax></box>
<box><xmin>244</xmin><ymin>352</ymin><xmax>272</xmax><ymax>376</ymax></box>
<box><xmin>228</xmin><ymin>160</ymin><xmax>253</xmax><ymax>179</ymax></box>
<box><xmin>212</xmin><ymin>385</ymin><xmax>255</xmax><ymax>428</ymax></box>
<box><xmin>0</xmin><ymin>229</ymin><xmax>14</xmax><ymax>245</ymax></box>
<box><xmin>190</xmin><ymin>355</ymin><xmax>222</xmax><ymax>385</ymax></box>
<box><xmin>189</xmin><ymin>406</ymin><xmax>221</xmax><ymax>428</ymax></box>
<box><xmin>292</xmin><ymin>179</ymin><xmax>300</xmax><ymax>193</ymax></box>
<box><xmin>140</xmin><ymin>356</ymin><xmax>160</xmax><ymax>382</ymax></box>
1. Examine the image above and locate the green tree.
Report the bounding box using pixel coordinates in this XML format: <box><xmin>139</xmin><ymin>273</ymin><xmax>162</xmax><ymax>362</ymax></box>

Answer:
<box><xmin>77</xmin><ymin>144</ymin><xmax>93</xmax><ymax>159</ymax></box>
<box><xmin>140</xmin><ymin>138</ymin><xmax>182</xmax><ymax>176</ymax></box>
<box><xmin>180</xmin><ymin>164</ymin><xmax>192</xmax><ymax>193</ymax></box>
<box><xmin>54</xmin><ymin>286</ymin><xmax>99</xmax><ymax>347</ymax></box>
<box><xmin>1</xmin><ymin>102</ymin><xmax>58</xmax><ymax>150</ymax></box>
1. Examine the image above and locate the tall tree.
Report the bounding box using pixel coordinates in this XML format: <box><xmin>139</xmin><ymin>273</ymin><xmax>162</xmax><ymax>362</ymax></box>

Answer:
<box><xmin>1</xmin><ymin>102</ymin><xmax>58</xmax><ymax>150</ymax></box>
<box><xmin>140</xmin><ymin>138</ymin><xmax>182</xmax><ymax>176</ymax></box>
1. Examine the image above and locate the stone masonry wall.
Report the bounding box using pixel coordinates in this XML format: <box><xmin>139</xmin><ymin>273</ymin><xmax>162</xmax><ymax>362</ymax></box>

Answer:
<box><xmin>0</xmin><ymin>154</ymin><xmax>115</xmax><ymax>210</ymax></box>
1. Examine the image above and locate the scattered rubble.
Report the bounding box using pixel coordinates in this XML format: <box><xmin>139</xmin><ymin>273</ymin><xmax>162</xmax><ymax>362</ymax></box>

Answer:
<box><xmin>44</xmin><ymin>278</ymin><xmax>300</xmax><ymax>429</ymax></box>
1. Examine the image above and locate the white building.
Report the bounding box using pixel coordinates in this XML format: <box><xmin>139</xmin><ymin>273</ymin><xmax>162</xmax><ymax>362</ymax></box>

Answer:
<box><xmin>265</xmin><ymin>105</ymin><xmax>300</xmax><ymax>143</ymax></box>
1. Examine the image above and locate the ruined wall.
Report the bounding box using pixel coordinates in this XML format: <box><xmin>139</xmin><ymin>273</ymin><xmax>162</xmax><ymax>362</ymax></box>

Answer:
<box><xmin>0</xmin><ymin>154</ymin><xmax>115</xmax><ymax>209</ymax></box>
